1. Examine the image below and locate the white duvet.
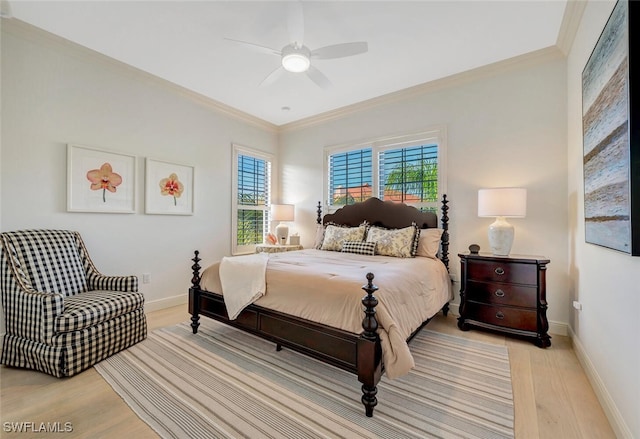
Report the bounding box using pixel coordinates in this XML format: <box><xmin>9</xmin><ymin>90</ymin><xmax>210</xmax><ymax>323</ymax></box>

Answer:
<box><xmin>200</xmin><ymin>249</ymin><xmax>452</xmax><ymax>379</ymax></box>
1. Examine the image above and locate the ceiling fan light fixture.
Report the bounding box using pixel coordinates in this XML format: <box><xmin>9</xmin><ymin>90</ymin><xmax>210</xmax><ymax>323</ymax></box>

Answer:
<box><xmin>282</xmin><ymin>52</ymin><xmax>310</xmax><ymax>73</ymax></box>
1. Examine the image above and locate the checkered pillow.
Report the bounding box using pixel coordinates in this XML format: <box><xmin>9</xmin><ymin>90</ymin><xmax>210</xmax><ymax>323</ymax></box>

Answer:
<box><xmin>341</xmin><ymin>240</ymin><xmax>377</xmax><ymax>256</ymax></box>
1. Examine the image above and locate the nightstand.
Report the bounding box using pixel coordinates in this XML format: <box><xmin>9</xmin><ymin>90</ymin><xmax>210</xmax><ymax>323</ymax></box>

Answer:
<box><xmin>458</xmin><ymin>252</ymin><xmax>551</xmax><ymax>347</ymax></box>
<box><xmin>255</xmin><ymin>244</ymin><xmax>303</xmax><ymax>254</ymax></box>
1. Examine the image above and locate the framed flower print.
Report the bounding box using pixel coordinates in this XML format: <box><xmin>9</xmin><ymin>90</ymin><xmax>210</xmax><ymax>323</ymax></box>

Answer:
<box><xmin>67</xmin><ymin>144</ymin><xmax>136</xmax><ymax>213</ymax></box>
<box><xmin>145</xmin><ymin>158</ymin><xmax>194</xmax><ymax>215</ymax></box>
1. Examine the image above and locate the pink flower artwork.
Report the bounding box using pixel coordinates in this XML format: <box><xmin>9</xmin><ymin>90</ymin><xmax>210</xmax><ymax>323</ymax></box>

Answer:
<box><xmin>86</xmin><ymin>162</ymin><xmax>122</xmax><ymax>202</ymax></box>
<box><xmin>159</xmin><ymin>173</ymin><xmax>184</xmax><ymax>206</ymax></box>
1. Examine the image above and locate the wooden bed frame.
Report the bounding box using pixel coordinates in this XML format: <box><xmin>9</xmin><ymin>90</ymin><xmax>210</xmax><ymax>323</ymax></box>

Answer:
<box><xmin>188</xmin><ymin>196</ymin><xmax>450</xmax><ymax>417</ymax></box>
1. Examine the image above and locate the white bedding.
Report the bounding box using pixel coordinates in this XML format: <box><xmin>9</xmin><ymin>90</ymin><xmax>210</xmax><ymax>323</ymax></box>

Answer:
<box><xmin>200</xmin><ymin>249</ymin><xmax>452</xmax><ymax>378</ymax></box>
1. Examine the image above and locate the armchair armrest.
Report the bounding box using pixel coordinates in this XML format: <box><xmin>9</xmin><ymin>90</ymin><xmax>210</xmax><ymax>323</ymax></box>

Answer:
<box><xmin>3</xmin><ymin>286</ymin><xmax>64</xmax><ymax>344</ymax></box>
<box><xmin>86</xmin><ymin>272</ymin><xmax>138</xmax><ymax>292</ymax></box>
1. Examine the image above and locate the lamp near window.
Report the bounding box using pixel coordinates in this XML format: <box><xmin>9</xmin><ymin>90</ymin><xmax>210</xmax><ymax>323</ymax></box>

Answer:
<box><xmin>271</xmin><ymin>204</ymin><xmax>295</xmax><ymax>245</ymax></box>
<box><xmin>478</xmin><ymin>188</ymin><xmax>527</xmax><ymax>256</ymax></box>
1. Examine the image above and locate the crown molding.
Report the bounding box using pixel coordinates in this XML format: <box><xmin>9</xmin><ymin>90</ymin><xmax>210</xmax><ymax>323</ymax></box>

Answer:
<box><xmin>1</xmin><ymin>18</ymin><xmax>278</xmax><ymax>134</ymax></box>
<box><xmin>279</xmin><ymin>45</ymin><xmax>565</xmax><ymax>133</ymax></box>
<box><xmin>556</xmin><ymin>0</ymin><xmax>588</xmax><ymax>55</ymax></box>
<box><xmin>3</xmin><ymin>13</ymin><xmax>572</xmax><ymax>136</ymax></box>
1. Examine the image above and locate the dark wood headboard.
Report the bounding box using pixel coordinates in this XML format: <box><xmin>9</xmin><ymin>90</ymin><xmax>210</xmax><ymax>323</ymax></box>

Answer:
<box><xmin>316</xmin><ymin>196</ymin><xmax>450</xmax><ymax>270</ymax></box>
<box><xmin>321</xmin><ymin>197</ymin><xmax>438</xmax><ymax>229</ymax></box>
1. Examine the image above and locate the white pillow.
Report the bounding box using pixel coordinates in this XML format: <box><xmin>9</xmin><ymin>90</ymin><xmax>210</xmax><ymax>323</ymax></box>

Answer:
<box><xmin>313</xmin><ymin>224</ymin><xmax>325</xmax><ymax>249</ymax></box>
<box><xmin>320</xmin><ymin>224</ymin><xmax>367</xmax><ymax>252</ymax></box>
<box><xmin>365</xmin><ymin>224</ymin><xmax>418</xmax><ymax>258</ymax></box>
<box><xmin>416</xmin><ymin>228</ymin><xmax>443</xmax><ymax>258</ymax></box>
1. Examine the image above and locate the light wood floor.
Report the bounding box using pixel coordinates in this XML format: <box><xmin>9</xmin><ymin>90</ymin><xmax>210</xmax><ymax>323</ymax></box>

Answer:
<box><xmin>0</xmin><ymin>306</ymin><xmax>615</xmax><ymax>438</ymax></box>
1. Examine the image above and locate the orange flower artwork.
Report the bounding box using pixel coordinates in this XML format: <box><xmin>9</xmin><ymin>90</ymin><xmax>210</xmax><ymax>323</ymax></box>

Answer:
<box><xmin>86</xmin><ymin>162</ymin><xmax>122</xmax><ymax>202</ymax></box>
<box><xmin>159</xmin><ymin>173</ymin><xmax>184</xmax><ymax>206</ymax></box>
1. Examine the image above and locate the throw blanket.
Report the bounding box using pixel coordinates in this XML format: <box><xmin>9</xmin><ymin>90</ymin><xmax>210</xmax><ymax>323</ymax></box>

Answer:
<box><xmin>219</xmin><ymin>253</ymin><xmax>269</xmax><ymax>320</ymax></box>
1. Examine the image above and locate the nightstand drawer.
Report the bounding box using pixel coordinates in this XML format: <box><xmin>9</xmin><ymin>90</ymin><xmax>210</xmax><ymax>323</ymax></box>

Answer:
<box><xmin>465</xmin><ymin>280</ymin><xmax>538</xmax><ymax>307</ymax></box>
<box><xmin>466</xmin><ymin>302</ymin><xmax>538</xmax><ymax>332</ymax></box>
<box><xmin>467</xmin><ymin>260</ymin><xmax>538</xmax><ymax>285</ymax></box>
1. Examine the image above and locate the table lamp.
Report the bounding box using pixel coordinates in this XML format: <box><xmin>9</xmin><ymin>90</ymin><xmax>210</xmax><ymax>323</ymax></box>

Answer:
<box><xmin>478</xmin><ymin>188</ymin><xmax>527</xmax><ymax>256</ymax></box>
<box><xmin>271</xmin><ymin>204</ymin><xmax>295</xmax><ymax>245</ymax></box>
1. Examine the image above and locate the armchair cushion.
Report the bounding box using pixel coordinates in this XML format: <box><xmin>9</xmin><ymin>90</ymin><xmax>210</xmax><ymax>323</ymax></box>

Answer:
<box><xmin>2</xmin><ymin>230</ymin><xmax>88</xmax><ymax>296</ymax></box>
<box><xmin>54</xmin><ymin>290</ymin><xmax>145</xmax><ymax>333</ymax></box>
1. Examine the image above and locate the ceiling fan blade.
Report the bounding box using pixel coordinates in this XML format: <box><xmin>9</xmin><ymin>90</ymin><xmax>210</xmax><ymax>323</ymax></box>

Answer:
<box><xmin>224</xmin><ymin>38</ymin><xmax>281</xmax><ymax>56</ymax></box>
<box><xmin>311</xmin><ymin>42</ymin><xmax>368</xmax><ymax>60</ymax></box>
<box><xmin>260</xmin><ymin>66</ymin><xmax>285</xmax><ymax>87</ymax></box>
<box><xmin>306</xmin><ymin>66</ymin><xmax>331</xmax><ymax>89</ymax></box>
<box><xmin>287</xmin><ymin>1</ymin><xmax>304</xmax><ymax>46</ymax></box>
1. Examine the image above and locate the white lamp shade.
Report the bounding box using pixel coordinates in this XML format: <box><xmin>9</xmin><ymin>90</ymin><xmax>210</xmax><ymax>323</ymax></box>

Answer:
<box><xmin>478</xmin><ymin>188</ymin><xmax>527</xmax><ymax>218</ymax></box>
<box><xmin>271</xmin><ymin>204</ymin><xmax>295</xmax><ymax>221</ymax></box>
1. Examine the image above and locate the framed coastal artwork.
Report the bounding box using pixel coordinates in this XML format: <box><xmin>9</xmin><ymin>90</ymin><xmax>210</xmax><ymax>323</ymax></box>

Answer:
<box><xmin>582</xmin><ymin>0</ymin><xmax>639</xmax><ymax>256</ymax></box>
<box><xmin>67</xmin><ymin>144</ymin><xmax>136</xmax><ymax>213</ymax></box>
<box><xmin>145</xmin><ymin>158</ymin><xmax>194</xmax><ymax>215</ymax></box>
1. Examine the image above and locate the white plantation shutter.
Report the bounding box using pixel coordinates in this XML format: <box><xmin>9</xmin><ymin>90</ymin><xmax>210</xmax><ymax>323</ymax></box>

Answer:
<box><xmin>232</xmin><ymin>145</ymin><xmax>273</xmax><ymax>255</ymax></box>
<box><xmin>324</xmin><ymin>129</ymin><xmax>445</xmax><ymax>214</ymax></box>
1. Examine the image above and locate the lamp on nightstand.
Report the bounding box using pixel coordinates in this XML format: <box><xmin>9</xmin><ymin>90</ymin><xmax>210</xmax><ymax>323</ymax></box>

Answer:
<box><xmin>478</xmin><ymin>187</ymin><xmax>527</xmax><ymax>256</ymax></box>
<box><xmin>271</xmin><ymin>204</ymin><xmax>295</xmax><ymax>245</ymax></box>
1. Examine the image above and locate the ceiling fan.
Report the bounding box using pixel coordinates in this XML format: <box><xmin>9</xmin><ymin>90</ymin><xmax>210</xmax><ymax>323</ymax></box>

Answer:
<box><xmin>225</xmin><ymin>2</ymin><xmax>368</xmax><ymax>88</ymax></box>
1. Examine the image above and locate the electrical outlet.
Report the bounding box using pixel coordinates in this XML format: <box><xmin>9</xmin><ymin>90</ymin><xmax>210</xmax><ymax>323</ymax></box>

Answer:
<box><xmin>142</xmin><ymin>273</ymin><xmax>151</xmax><ymax>284</ymax></box>
<box><xmin>572</xmin><ymin>300</ymin><xmax>582</xmax><ymax>310</ymax></box>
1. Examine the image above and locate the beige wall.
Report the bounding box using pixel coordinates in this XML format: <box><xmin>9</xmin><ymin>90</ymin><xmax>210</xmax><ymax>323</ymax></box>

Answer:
<box><xmin>279</xmin><ymin>53</ymin><xmax>569</xmax><ymax>331</ymax></box>
<box><xmin>0</xmin><ymin>21</ymin><xmax>278</xmax><ymax>314</ymax></box>
<box><xmin>567</xmin><ymin>1</ymin><xmax>638</xmax><ymax>437</ymax></box>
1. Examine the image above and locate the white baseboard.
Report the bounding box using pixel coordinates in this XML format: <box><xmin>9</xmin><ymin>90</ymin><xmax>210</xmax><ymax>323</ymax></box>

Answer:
<box><xmin>569</xmin><ymin>327</ymin><xmax>633</xmax><ymax>439</ymax></box>
<box><xmin>445</xmin><ymin>302</ymin><xmax>568</xmax><ymax>336</ymax></box>
<box><xmin>144</xmin><ymin>294</ymin><xmax>188</xmax><ymax>313</ymax></box>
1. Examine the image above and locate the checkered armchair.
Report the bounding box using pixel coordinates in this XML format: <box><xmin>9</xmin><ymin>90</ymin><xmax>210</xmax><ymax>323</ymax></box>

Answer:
<box><xmin>0</xmin><ymin>230</ymin><xmax>147</xmax><ymax>377</ymax></box>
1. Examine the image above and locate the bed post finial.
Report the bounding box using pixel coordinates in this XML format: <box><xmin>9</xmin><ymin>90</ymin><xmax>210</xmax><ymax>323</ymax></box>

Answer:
<box><xmin>361</xmin><ymin>273</ymin><xmax>379</xmax><ymax>341</ymax></box>
<box><xmin>191</xmin><ymin>250</ymin><xmax>201</xmax><ymax>289</ymax></box>
<box><xmin>317</xmin><ymin>201</ymin><xmax>322</xmax><ymax>224</ymax></box>
<box><xmin>441</xmin><ymin>195</ymin><xmax>450</xmax><ymax>271</ymax></box>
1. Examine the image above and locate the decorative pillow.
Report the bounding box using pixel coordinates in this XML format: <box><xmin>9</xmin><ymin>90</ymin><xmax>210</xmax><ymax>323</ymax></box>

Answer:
<box><xmin>341</xmin><ymin>240</ymin><xmax>376</xmax><ymax>256</ymax></box>
<box><xmin>365</xmin><ymin>223</ymin><xmax>419</xmax><ymax>258</ymax></box>
<box><xmin>416</xmin><ymin>228</ymin><xmax>444</xmax><ymax>258</ymax></box>
<box><xmin>313</xmin><ymin>224</ymin><xmax>325</xmax><ymax>249</ymax></box>
<box><xmin>320</xmin><ymin>224</ymin><xmax>367</xmax><ymax>252</ymax></box>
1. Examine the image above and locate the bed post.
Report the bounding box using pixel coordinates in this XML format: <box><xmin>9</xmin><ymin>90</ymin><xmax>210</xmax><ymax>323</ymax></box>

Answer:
<box><xmin>189</xmin><ymin>250</ymin><xmax>201</xmax><ymax>334</ymax></box>
<box><xmin>440</xmin><ymin>195</ymin><xmax>451</xmax><ymax>316</ymax></box>
<box><xmin>317</xmin><ymin>201</ymin><xmax>322</xmax><ymax>224</ymax></box>
<box><xmin>440</xmin><ymin>194</ymin><xmax>450</xmax><ymax>271</ymax></box>
<box><xmin>358</xmin><ymin>273</ymin><xmax>382</xmax><ymax>417</ymax></box>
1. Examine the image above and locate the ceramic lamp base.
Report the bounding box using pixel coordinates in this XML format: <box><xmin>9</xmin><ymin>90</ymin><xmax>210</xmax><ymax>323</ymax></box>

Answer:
<box><xmin>488</xmin><ymin>216</ymin><xmax>514</xmax><ymax>256</ymax></box>
<box><xmin>275</xmin><ymin>223</ymin><xmax>289</xmax><ymax>245</ymax></box>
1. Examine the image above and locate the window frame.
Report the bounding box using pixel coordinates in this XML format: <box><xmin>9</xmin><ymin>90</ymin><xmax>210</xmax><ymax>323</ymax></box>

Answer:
<box><xmin>323</xmin><ymin>127</ymin><xmax>447</xmax><ymax>213</ymax></box>
<box><xmin>232</xmin><ymin>144</ymin><xmax>274</xmax><ymax>255</ymax></box>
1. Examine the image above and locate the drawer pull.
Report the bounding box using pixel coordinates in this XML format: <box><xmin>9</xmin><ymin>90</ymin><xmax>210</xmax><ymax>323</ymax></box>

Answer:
<box><xmin>495</xmin><ymin>267</ymin><xmax>505</xmax><ymax>275</ymax></box>
<box><xmin>495</xmin><ymin>289</ymin><xmax>505</xmax><ymax>297</ymax></box>
<box><xmin>496</xmin><ymin>311</ymin><xmax>505</xmax><ymax>319</ymax></box>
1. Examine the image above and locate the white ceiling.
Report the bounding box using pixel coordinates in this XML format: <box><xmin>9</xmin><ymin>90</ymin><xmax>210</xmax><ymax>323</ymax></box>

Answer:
<box><xmin>6</xmin><ymin>1</ymin><xmax>569</xmax><ymax>126</ymax></box>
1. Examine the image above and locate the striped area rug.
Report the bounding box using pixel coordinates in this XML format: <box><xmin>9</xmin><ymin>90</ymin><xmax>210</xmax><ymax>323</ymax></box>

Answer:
<box><xmin>95</xmin><ymin>320</ymin><xmax>514</xmax><ymax>439</ymax></box>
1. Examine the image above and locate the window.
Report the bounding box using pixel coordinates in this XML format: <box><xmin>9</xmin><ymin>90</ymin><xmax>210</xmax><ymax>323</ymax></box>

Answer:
<box><xmin>232</xmin><ymin>145</ymin><xmax>273</xmax><ymax>255</ymax></box>
<box><xmin>325</xmin><ymin>128</ymin><xmax>446</xmax><ymax>213</ymax></box>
